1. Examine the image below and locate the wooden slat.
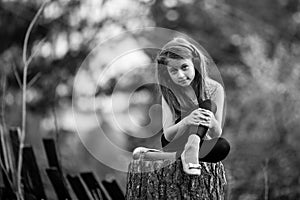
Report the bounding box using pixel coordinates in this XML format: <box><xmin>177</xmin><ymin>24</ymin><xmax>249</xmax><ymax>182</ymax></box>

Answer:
<box><xmin>22</xmin><ymin>146</ymin><xmax>47</xmax><ymax>200</ymax></box>
<box><xmin>0</xmin><ymin>187</ymin><xmax>3</xmax><ymax>199</ymax></box>
<box><xmin>80</xmin><ymin>172</ymin><xmax>107</xmax><ymax>200</ymax></box>
<box><xmin>43</xmin><ymin>139</ymin><xmax>61</xmax><ymax>171</ymax></box>
<box><xmin>0</xmin><ymin>128</ymin><xmax>18</xmax><ymax>199</ymax></box>
<box><xmin>46</xmin><ymin>168</ymin><xmax>72</xmax><ymax>200</ymax></box>
<box><xmin>0</xmin><ymin>169</ymin><xmax>15</xmax><ymax>200</ymax></box>
<box><xmin>9</xmin><ymin>128</ymin><xmax>20</xmax><ymax>166</ymax></box>
<box><xmin>0</xmin><ymin>126</ymin><xmax>8</xmax><ymax>174</ymax></box>
<box><xmin>0</xmin><ymin>185</ymin><xmax>16</xmax><ymax>200</ymax></box>
<box><xmin>102</xmin><ymin>179</ymin><xmax>124</xmax><ymax>200</ymax></box>
<box><xmin>0</xmin><ymin>168</ymin><xmax>3</xmax><ymax>188</ymax></box>
<box><xmin>67</xmin><ymin>174</ymin><xmax>91</xmax><ymax>200</ymax></box>
<box><xmin>0</xmin><ymin>140</ymin><xmax>7</xmax><ymax>188</ymax></box>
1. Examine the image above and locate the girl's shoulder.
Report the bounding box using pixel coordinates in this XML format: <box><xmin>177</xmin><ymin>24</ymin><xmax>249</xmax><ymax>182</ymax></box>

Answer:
<box><xmin>204</xmin><ymin>78</ymin><xmax>224</xmax><ymax>99</ymax></box>
<box><xmin>205</xmin><ymin>78</ymin><xmax>223</xmax><ymax>89</ymax></box>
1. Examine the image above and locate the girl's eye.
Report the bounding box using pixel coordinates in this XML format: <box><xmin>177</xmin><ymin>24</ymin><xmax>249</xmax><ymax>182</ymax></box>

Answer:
<box><xmin>169</xmin><ymin>68</ymin><xmax>177</xmax><ymax>74</ymax></box>
<box><xmin>182</xmin><ymin>65</ymin><xmax>188</xmax><ymax>70</ymax></box>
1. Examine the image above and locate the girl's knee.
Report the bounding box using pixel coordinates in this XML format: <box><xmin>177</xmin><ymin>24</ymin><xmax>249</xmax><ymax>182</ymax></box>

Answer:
<box><xmin>188</xmin><ymin>134</ymin><xmax>200</xmax><ymax>143</ymax></box>
<box><xmin>218</xmin><ymin>137</ymin><xmax>230</xmax><ymax>156</ymax></box>
<box><xmin>199</xmin><ymin>99</ymin><xmax>217</xmax><ymax>114</ymax></box>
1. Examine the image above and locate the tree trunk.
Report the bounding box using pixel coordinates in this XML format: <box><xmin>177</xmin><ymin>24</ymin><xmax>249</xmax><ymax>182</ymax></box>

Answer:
<box><xmin>126</xmin><ymin>159</ymin><xmax>227</xmax><ymax>200</ymax></box>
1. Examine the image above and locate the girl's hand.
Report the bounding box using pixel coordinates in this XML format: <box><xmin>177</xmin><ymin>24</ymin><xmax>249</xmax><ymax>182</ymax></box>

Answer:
<box><xmin>197</xmin><ymin>108</ymin><xmax>216</xmax><ymax>129</ymax></box>
<box><xmin>182</xmin><ymin>109</ymin><xmax>202</xmax><ymax>126</ymax></box>
<box><xmin>183</xmin><ymin>108</ymin><xmax>216</xmax><ymax>128</ymax></box>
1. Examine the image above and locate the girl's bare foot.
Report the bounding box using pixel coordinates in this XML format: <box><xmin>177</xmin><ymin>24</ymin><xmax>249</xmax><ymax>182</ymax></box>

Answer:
<box><xmin>181</xmin><ymin>134</ymin><xmax>201</xmax><ymax>175</ymax></box>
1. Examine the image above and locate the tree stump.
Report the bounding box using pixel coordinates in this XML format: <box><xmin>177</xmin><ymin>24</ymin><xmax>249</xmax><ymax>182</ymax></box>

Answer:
<box><xmin>126</xmin><ymin>158</ymin><xmax>227</xmax><ymax>200</ymax></box>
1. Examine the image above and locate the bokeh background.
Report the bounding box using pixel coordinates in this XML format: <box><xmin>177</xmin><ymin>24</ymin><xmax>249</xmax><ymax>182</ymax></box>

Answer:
<box><xmin>1</xmin><ymin>0</ymin><xmax>300</xmax><ymax>199</ymax></box>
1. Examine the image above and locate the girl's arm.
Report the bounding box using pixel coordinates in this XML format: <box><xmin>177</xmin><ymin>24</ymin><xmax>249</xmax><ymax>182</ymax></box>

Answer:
<box><xmin>162</xmin><ymin>96</ymin><xmax>189</xmax><ymax>141</ymax></box>
<box><xmin>206</xmin><ymin>83</ymin><xmax>225</xmax><ymax>138</ymax></box>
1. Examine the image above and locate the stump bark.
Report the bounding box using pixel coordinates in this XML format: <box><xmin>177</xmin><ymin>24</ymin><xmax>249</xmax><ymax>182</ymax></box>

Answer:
<box><xmin>126</xmin><ymin>158</ymin><xmax>227</xmax><ymax>200</ymax></box>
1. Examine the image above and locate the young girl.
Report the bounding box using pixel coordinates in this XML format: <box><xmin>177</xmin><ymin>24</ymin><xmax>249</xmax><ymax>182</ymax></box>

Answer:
<box><xmin>133</xmin><ymin>37</ymin><xmax>230</xmax><ymax>175</ymax></box>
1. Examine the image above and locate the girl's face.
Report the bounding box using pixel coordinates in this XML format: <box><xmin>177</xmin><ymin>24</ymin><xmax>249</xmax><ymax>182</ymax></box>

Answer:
<box><xmin>167</xmin><ymin>58</ymin><xmax>195</xmax><ymax>87</ymax></box>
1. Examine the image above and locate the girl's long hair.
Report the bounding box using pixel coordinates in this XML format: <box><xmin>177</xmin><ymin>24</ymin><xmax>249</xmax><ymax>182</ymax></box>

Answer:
<box><xmin>155</xmin><ymin>38</ymin><xmax>209</xmax><ymax>120</ymax></box>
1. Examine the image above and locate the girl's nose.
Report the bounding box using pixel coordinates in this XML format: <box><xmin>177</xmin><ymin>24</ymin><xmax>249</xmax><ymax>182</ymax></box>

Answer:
<box><xmin>177</xmin><ymin>70</ymin><xmax>185</xmax><ymax>78</ymax></box>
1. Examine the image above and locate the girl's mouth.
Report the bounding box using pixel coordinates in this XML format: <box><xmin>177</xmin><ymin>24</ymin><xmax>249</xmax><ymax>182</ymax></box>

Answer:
<box><xmin>178</xmin><ymin>79</ymin><xmax>188</xmax><ymax>84</ymax></box>
<box><xmin>178</xmin><ymin>78</ymin><xmax>189</xmax><ymax>83</ymax></box>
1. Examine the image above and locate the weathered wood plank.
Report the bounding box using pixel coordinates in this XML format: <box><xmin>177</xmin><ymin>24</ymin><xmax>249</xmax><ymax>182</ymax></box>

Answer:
<box><xmin>9</xmin><ymin>128</ymin><xmax>20</xmax><ymax>167</ymax></box>
<box><xmin>0</xmin><ymin>187</ymin><xmax>3</xmax><ymax>199</ymax></box>
<box><xmin>0</xmin><ymin>168</ymin><xmax>4</xmax><ymax>188</ymax></box>
<box><xmin>67</xmin><ymin>174</ymin><xmax>91</xmax><ymax>200</ymax></box>
<box><xmin>102</xmin><ymin>179</ymin><xmax>125</xmax><ymax>200</ymax></box>
<box><xmin>46</xmin><ymin>168</ymin><xmax>72</xmax><ymax>200</ymax></box>
<box><xmin>0</xmin><ymin>182</ymin><xmax>16</xmax><ymax>200</ymax></box>
<box><xmin>80</xmin><ymin>172</ymin><xmax>107</xmax><ymax>200</ymax></box>
<box><xmin>43</xmin><ymin>138</ymin><xmax>61</xmax><ymax>172</ymax></box>
<box><xmin>0</xmin><ymin>157</ymin><xmax>15</xmax><ymax>199</ymax></box>
<box><xmin>0</xmin><ymin>126</ymin><xmax>9</xmax><ymax>175</ymax></box>
<box><xmin>22</xmin><ymin>146</ymin><xmax>47</xmax><ymax>200</ymax></box>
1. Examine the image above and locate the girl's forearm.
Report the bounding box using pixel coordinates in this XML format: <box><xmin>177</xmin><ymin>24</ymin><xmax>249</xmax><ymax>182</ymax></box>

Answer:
<box><xmin>164</xmin><ymin>117</ymin><xmax>222</xmax><ymax>140</ymax></box>
<box><xmin>207</xmin><ymin>118</ymin><xmax>222</xmax><ymax>138</ymax></box>
<box><xmin>164</xmin><ymin>119</ymin><xmax>189</xmax><ymax>141</ymax></box>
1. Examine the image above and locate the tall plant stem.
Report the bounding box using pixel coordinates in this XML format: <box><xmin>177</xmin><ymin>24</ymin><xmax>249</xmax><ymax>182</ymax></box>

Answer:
<box><xmin>17</xmin><ymin>2</ymin><xmax>48</xmax><ymax>199</ymax></box>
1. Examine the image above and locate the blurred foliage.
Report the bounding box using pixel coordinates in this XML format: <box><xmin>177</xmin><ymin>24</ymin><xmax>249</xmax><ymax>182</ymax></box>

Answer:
<box><xmin>0</xmin><ymin>0</ymin><xmax>300</xmax><ymax>199</ymax></box>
